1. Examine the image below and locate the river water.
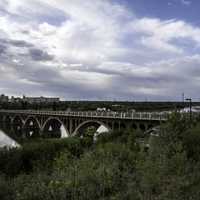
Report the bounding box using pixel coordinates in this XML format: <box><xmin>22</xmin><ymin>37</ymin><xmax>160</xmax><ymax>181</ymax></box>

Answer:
<box><xmin>0</xmin><ymin>125</ymin><xmax>108</xmax><ymax>148</ymax></box>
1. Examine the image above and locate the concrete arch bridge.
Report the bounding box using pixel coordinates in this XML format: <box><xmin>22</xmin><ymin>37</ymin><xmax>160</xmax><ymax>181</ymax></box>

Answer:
<box><xmin>0</xmin><ymin>110</ymin><xmax>168</xmax><ymax>139</ymax></box>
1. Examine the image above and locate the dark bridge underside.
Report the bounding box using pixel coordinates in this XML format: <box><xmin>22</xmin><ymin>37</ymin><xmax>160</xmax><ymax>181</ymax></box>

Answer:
<box><xmin>42</xmin><ymin>118</ymin><xmax>63</xmax><ymax>138</ymax></box>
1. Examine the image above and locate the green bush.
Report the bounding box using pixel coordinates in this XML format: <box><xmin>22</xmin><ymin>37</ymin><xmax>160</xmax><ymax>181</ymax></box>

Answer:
<box><xmin>182</xmin><ymin>124</ymin><xmax>200</xmax><ymax>161</ymax></box>
<box><xmin>2</xmin><ymin>115</ymin><xmax>200</xmax><ymax>199</ymax></box>
<box><xmin>12</xmin><ymin>142</ymin><xmax>138</xmax><ymax>200</ymax></box>
<box><xmin>0</xmin><ymin>137</ymin><xmax>84</xmax><ymax>177</ymax></box>
<box><xmin>0</xmin><ymin>175</ymin><xmax>14</xmax><ymax>200</ymax></box>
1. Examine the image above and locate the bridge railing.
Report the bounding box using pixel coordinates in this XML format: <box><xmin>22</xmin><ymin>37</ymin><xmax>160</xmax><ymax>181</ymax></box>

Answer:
<box><xmin>0</xmin><ymin>110</ymin><xmax>169</xmax><ymax>121</ymax></box>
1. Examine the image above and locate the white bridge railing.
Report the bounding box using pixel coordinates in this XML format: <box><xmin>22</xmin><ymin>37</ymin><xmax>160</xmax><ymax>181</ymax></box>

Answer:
<box><xmin>0</xmin><ymin>110</ymin><xmax>168</xmax><ymax>121</ymax></box>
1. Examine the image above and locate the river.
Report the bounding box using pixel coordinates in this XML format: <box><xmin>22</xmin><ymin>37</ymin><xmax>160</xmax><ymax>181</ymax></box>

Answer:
<box><xmin>0</xmin><ymin>124</ymin><xmax>108</xmax><ymax>148</ymax></box>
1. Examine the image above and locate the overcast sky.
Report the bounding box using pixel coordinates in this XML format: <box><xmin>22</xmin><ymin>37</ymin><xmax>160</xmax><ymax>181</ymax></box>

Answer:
<box><xmin>0</xmin><ymin>0</ymin><xmax>200</xmax><ymax>101</ymax></box>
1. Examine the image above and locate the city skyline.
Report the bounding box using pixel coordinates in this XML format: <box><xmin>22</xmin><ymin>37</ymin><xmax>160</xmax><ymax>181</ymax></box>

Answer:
<box><xmin>0</xmin><ymin>0</ymin><xmax>200</xmax><ymax>101</ymax></box>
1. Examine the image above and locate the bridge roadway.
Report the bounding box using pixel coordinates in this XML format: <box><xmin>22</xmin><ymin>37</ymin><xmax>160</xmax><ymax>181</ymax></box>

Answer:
<box><xmin>0</xmin><ymin>110</ymin><xmax>168</xmax><ymax>121</ymax></box>
<box><xmin>0</xmin><ymin>110</ymin><xmax>168</xmax><ymax>137</ymax></box>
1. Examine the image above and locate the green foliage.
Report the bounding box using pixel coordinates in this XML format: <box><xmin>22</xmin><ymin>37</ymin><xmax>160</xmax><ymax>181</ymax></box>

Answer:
<box><xmin>182</xmin><ymin>124</ymin><xmax>200</xmax><ymax>161</ymax></box>
<box><xmin>137</xmin><ymin>114</ymin><xmax>200</xmax><ymax>200</ymax></box>
<box><xmin>0</xmin><ymin>137</ymin><xmax>83</xmax><ymax>177</ymax></box>
<box><xmin>11</xmin><ymin>141</ymin><xmax>139</xmax><ymax>200</ymax></box>
<box><xmin>2</xmin><ymin>115</ymin><xmax>200</xmax><ymax>199</ymax></box>
<box><xmin>1</xmin><ymin>100</ymin><xmax>194</xmax><ymax>112</ymax></box>
<box><xmin>0</xmin><ymin>175</ymin><xmax>14</xmax><ymax>200</ymax></box>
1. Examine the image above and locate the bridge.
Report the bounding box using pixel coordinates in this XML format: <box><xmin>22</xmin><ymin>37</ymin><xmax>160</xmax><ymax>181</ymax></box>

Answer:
<box><xmin>0</xmin><ymin>110</ymin><xmax>168</xmax><ymax>138</ymax></box>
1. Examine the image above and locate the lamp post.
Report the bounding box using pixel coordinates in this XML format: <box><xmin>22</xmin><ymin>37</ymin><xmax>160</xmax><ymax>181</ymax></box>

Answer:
<box><xmin>185</xmin><ymin>98</ymin><xmax>192</xmax><ymax>122</ymax></box>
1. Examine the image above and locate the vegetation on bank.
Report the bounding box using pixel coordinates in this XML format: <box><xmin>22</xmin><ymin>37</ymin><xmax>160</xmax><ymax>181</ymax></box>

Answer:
<box><xmin>1</xmin><ymin>113</ymin><xmax>200</xmax><ymax>199</ymax></box>
<box><xmin>0</xmin><ymin>100</ymin><xmax>196</xmax><ymax>112</ymax></box>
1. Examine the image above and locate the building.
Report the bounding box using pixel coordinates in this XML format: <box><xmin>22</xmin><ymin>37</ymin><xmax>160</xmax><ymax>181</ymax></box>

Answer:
<box><xmin>97</xmin><ymin>107</ymin><xmax>107</xmax><ymax>112</ymax></box>
<box><xmin>23</xmin><ymin>96</ymin><xmax>60</xmax><ymax>104</ymax></box>
<box><xmin>180</xmin><ymin>106</ymin><xmax>200</xmax><ymax>113</ymax></box>
<box><xmin>10</xmin><ymin>96</ymin><xmax>22</xmax><ymax>103</ymax></box>
<box><xmin>0</xmin><ymin>94</ymin><xmax>9</xmax><ymax>103</ymax></box>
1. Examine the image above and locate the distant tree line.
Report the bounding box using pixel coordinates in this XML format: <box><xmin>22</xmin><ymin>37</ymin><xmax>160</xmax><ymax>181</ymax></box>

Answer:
<box><xmin>1</xmin><ymin>100</ymin><xmax>199</xmax><ymax>112</ymax></box>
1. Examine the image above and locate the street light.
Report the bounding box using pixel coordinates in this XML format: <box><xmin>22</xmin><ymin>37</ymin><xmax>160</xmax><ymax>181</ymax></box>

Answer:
<box><xmin>185</xmin><ymin>98</ymin><xmax>192</xmax><ymax>122</ymax></box>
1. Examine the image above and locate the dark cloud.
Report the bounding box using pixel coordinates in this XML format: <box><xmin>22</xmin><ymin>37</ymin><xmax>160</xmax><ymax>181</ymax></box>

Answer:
<box><xmin>29</xmin><ymin>48</ymin><xmax>54</xmax><ymax>61</ymax></box>
<box><xmin>0</xmin><ymin>38</ymin><xmax>34</xmax><ymax>48</ymax></box>
<box><xmin>0</xmin><ymin>44</ymin><xmax>7</xmax><ymax>55</ymax></box>
<box><xmin>9</xmin><ymin>39</ymin><xmax>33</xmax><ymax>48</ymax></box>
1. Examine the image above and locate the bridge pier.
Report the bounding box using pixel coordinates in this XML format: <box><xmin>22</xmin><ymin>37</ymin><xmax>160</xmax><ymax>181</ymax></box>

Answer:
<box><xmin>69</xmin><ymin>119</ymin><xmax>73</xmax><ymax>135</ymax></box>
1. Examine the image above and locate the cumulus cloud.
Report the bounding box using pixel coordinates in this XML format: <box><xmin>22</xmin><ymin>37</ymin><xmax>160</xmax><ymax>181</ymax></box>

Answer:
<box><xmin>0</xmin><ymin>0</ymin><xmax>199</xmax><ymax>100</ymax></box>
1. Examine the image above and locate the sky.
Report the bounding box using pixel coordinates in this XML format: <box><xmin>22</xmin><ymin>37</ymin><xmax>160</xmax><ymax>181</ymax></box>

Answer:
<box><xmin>0</xmin><ymin>0</ymin><xmax>200</xmax><ymax>101</ymax></box>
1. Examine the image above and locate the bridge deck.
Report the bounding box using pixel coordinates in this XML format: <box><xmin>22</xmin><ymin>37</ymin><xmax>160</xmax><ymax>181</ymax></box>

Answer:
<box><xmin>0</xmin><ymin>110</ymin><xmax>168</xmax><ymax>121</ymax></box>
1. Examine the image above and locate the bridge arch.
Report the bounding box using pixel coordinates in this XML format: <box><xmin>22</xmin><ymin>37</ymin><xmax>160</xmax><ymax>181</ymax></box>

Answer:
<box><xmin>139</xmin><ymin>123</ymin><xmax>146</xmax><ymax>131</ymax></box>
<box><xmin>23</xmin><ymin>116</ymin><xmax>41</xmax><ymax>138</ymax></box>
<box><xmin>42</xmin><ymin>117</ymin><xmax>69</xmax><ymax>138</ymax></box>
<box><xmin>24</xmin><ymin>116</ymin><xmax>41</xmax><ymax>129</ymax></box>
<box><xmin>132</xmin><ymin>123</ymin><xmax>138</xmax><ymax>130</ymax></box>
<box><xmin>72</xmin><ymin>120</ymin><xmax>111</xmax><ymax>137</ymax></box>
<box><xmin>13</xmin><ymin>115</ymin><xmax>24</xmax><ymax>124</ymax></box>
<box><xmin>4</xmin><ymin>115</ymin><xmax>12</xmax><ymax>125</ymax></box>
<box><xmin>12</xmin><ymin>115</ymin><xmax>24</xmax><ymax>136</ymax></box>
<box><xmin>120</xmin><ymin>122</ymin><xmax>126</xmax><ymax>130</ymax></box>
<box><xmin>147</xmin><ymin>124</ymin><xmax>154</xmax><ymax>130</ymax></box>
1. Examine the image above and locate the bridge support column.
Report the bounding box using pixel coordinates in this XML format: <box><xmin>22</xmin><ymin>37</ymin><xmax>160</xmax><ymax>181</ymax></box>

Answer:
<box><xmin>126</xmin><ymin>122</ymin><xmax>131</xmax><ymax>130</ymax></box>
<box><xmin>111</xmin><ymin>122</ymin><xmax>114</xmax><ymax>131</ymax></box>
<box><xmin>69</xmin><ymin>119</ymin><xmax>73</xmax><ymax>135</ymax></box>
<box><xmin>38</xmin><ymin>128</ymin><xmax>43</xmax><ymax>137</ymax></box>
<box><xmin>118</xmin><ymin>121</ymin><xmax>120</xmax><ymax>131</ymax></box>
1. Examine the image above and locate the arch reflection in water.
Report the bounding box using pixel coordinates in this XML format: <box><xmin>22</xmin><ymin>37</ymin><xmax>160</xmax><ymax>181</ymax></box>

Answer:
<box><xmin>24</xmin><ymin>117</ymin><xmax>40</xmax><ymax>138</ymax></box>
<box><xmin>93</xmin><ymin>125</ymin><xmax>109</xmax><ymax>141</ymax></box>
<box><xmin>60</xmin><ymin>125</ymin><xmax>69</xmax><ymax>138</ymax></box>
<box><xmin>13</xmin><ymin>116</ymin><xmax>23</xmax><ymax>137</ymax></box>
<box><xmin>74</xmin><ymin>120</ymin><xmax>110</xmax><ymax>138</ymax></box>
<box><xmin>0</xmin><ymin>129</ymin><xmax>20</xmax><ymax>149</ymax></box>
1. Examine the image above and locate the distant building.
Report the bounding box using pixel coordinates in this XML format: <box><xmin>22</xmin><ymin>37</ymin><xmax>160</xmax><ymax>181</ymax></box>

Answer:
<box><xmin>23</xmin><ymin>96</ymin><xmax>60</xmax><ymax>104</ymax></box>
<box><xmin>180</xmin><ymin>106</ymin><xmax>200</xmax><ymax>113</ymax></box>
<box><xmin>97</xmin><ymin>107</ymin><xmax>107</xmax><ymax>112</ymax></box>
<box><xmin>112</xmin><ymin>104</ymin><xmax>120</xmax><ymax>107</ymax></box>
<box><xmin>96</xmin><ymin>107</ymin><xmax>111</xmax><ymax>112</ymax></box>
<box><xmin>0</xmin><ymin>94</ymin><xmax>9</xmax><ymax>103</ymax></box>
<box><xmin>10</xmin><ymin>96</ymin><xmax>22</xmax><ymax>103</ymax></box>
<box><xmin>66</xmin><ymin>107</ymin><xmax>72</xmax><ymax>112</ymax></box>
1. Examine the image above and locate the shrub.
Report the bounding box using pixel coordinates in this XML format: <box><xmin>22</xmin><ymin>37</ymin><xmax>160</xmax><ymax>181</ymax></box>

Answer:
<box><xmin>0</xmin><ymin>137</ymin><xmax>84</xmax><ymax>177</ymax></box>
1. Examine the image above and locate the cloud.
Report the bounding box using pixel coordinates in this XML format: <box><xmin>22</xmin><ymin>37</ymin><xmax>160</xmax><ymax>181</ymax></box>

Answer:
<box><xmin>0</xmin><ymin>44</ymin><xmax>7</xmax><ymax>55</ymax></box>
<box><xmin>180</xmin><ymin>0</ymin><xmax>191</xmax><ymax>6</ymax></box>
<box><xmin>168</xmin><ymin>2</ymin><xmax>173</xmax><ymax>6</ymax></box>
<box><xmin>29</xmin><ymin>48</ymin><xmax>54</xmax><ymax>61</ymax></box>
<box><xmin>131</xmin><ymin>18</ymin><xmax>200</xmax><ymax>54</ymax></box>
<box><xmin>9</xmin><ymin>39</ymin><xmax>33</xmax><ymax>48</ymax></box>
<box><xmin>0</xmin><ymin>0</ymin><xmax>199</xmax><ymax>100</ymax></box>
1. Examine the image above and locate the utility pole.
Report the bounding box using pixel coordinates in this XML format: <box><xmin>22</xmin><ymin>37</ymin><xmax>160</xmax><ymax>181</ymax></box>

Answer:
<box><xmin>182</xmin><ymin>93</ymin><xmax>185</xmax><ymax>103</ymax></box>
<box><xmin>185</xmin><ymin>98</ymin><xmax>192</xmax><ymax>122</ymax></box>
